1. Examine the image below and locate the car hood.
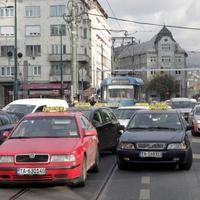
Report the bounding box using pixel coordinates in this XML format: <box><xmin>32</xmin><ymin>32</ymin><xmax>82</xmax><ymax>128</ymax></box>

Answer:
<box><xmin>120</xmin><ymin>129</ymin><xmax>185</xmax><ymax>143</ymax></box>
<box><xmin>0</xmin><ymin>138</ymin><xmax>80</xmax><ymax>155</ymax></box>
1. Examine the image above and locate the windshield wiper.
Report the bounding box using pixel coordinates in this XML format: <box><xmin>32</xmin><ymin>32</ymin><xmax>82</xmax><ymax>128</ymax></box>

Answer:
<box><xmin>127</xmin><ymin>127</ymin><xmax>149</xmax><ymax>130</ymax></box>
<box><xmin>146</xmin><ymin>126</ymin><xmax>178</xmax><ymax>131</ymax></box>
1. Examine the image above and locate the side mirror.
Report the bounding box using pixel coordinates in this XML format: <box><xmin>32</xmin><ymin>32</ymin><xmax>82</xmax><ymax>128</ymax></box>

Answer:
<box><xmin>118</xmin><ymin>125</ymin><xmax>125</xmax><ymax>135</ymax></box>
<box><xmin>3</xmin><ymin>131</ymin><xmax>11</xmax><ymax>139</ymax></box>
<box><xmin>84</xmin><ymin>129</ymin><xmax>96</xmax><ymax>137</ymax></box>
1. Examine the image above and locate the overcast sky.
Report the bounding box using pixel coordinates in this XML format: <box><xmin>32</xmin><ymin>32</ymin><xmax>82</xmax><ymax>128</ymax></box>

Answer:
<box><xmin>98</xmin><ymin>0</ymin><xmax>200</xmax><ymax>51</ymax></box>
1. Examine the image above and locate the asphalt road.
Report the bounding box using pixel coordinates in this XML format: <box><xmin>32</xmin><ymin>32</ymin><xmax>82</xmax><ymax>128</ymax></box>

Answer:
<box><xmin>1</xmin><ymin>136</ymin><xmax>200</xmax><ymax>200</ymax></box>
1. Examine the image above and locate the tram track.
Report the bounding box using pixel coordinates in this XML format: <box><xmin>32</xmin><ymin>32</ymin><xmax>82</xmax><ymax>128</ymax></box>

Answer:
<box><xmin>8</xmin><ymin>188</ymin><xmax>30</xmax><ymax>200</ymax></box>
<box><xmin>93</xmin><ymin>161</ymin><xmax>117</xmax><ymax>200</ymax></box>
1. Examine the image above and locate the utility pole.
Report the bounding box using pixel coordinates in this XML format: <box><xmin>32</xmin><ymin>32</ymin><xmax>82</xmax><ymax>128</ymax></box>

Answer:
<box><xmin>101</xmin><ymin>44</ymin><xmax>104</xmax><ymax>81</ymax></box>
<box><xmin>60</xmin><ymin>27</ymin><xmax>64</xmax><ymax>98</ymax></box>
<box><xmin>71</xmin><ymin>0</ymin><xmax>78</xmax><ymax>102</ymax></box>
<box><xmin>14</xmin><ymin>0</ymin><xmax>18</xmax><ymax>100</ymax></box>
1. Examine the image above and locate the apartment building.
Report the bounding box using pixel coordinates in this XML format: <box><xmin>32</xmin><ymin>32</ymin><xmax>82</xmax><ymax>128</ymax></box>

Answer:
<box><xmin>113</xmin><ymin>26</ymin><xmax>188</xmax><ymax>98</ymax></box>
<box><xmin>0</xmin><ymin>0</ymin><xmax>111</xmax><ymax>106</ymax></box>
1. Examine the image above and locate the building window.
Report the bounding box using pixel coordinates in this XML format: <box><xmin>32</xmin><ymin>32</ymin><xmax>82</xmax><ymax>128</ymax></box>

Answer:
<box><xmin>25</xmin><ymin>25</ymin><xmax>41</xmax><ymax>36</ymax></box>
<box><xmin>161</xmin><ymin>56</ymin><xmax>171</xmax><ymax>63</ymax></box>
<box><xmin>0</xmin><ymin>46</ymin><xmax>14</xmax><ymax>57</ymax></box>
<box><xmin>175</xmin><ymin>70</ymin><xmax>181</xmax><ymax>75</ymax></box>
<box><xmin>33</xmin><ymin>65</ymin><xmax>41</xmax><ymax>76</ymax></box>
<box><xmin>161</xmin><ymin>43</ymin><xmax>170</xmax><ymax>51</ymax></box>
<box><xmin>50</xmin><ymin>24</ymin><xmax>66</xmax><ymax>36</ymax></box>
<box><xmin>0</xmin><ymin>7</ymin><xmax>14</xmax><ymax>17</ymax></box>
<box><xmin>83</xmin><ymin>28</ymin><xmax>87</xmax><ymax>39</ymax></box>
<box><xmin>51</xmin><ymin>44</ymin><xmax>66</xmax><ymax>55</ymax></box>
<box><xmin>50</xmin><ymin>5</ymin><xmax>65</xmax><ymax>17</ymax></box>
<box><xmin>25</xmin><ymin>6</ymin><xmax>40</xmax><ymax>17</ymax></box>
<box><xmin>150</xmin><ymin>56</ymin><xmax>156</xmax><ymax>62</ymax></box>
<box><xmin>26</xmin><ymin>45</ymin><xmax>41</xmax><ymax>57</ymax></box>
<box><xmin>175</xmin><ymin>56</ymin><xmax>181</xmax><ymax>63</ymax></box>
<box><xmin>0</xmin><ymin>26</ymin><xmax>14</xmax><ymax>36</ymax></box>
<box><xmin>6</xmin><ymin>66</ymin><xmax>14</xmax><ymax>76</ymax></box>
<box><xmin>50</xmin><ymin>63</ymin><xmax>66</xmax><ymax>75</ymax></box>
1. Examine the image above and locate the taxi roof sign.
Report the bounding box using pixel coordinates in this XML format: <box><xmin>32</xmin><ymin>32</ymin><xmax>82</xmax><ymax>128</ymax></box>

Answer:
<box><xmin>149</xmin><ymin>102</ymin><xmax>168</xmax><ymax>110</ymax></box>
<box><xmin>135</xmin><ymin>102</ymin><xmax>149</xmax><ymax>107</ymax></box>
<box><xmin>42</xmin><ymin>106</ymin><xmax>65</xmax><ymax>112</ymax></box>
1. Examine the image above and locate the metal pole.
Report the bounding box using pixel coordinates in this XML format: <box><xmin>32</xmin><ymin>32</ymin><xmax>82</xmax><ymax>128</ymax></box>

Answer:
<box><xmin>14</xmin><ymin>0</ymin><xmax>18</xmax><ymax>100</ymax></box>
<box><xmin>71</xmin><ymin>0</ymin><xmax>77</xmax><ymax>102</ymax></box>
<box><xmin>101</xmin><ymin>44</ymin><xmax>104</xmax><ymax>81</ymax></box>
<box><xmin>60</xmin><ymin>28</ymin><xmax>64</xmax><ymax>98</ymax></box>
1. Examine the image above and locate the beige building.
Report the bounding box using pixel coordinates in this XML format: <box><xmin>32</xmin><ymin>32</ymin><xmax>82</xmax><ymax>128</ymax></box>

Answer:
<box><xmin>113</xmin><ymin>26</ymin><xmax>188</xmax><ymax>99</ymax></box>
<box><xmin>0</xmin><ymin>0</ymin><xmax>111</xmax><ymax>107</ymax></box>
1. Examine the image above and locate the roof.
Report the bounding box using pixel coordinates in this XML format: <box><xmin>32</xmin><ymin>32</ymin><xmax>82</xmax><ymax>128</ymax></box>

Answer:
<box><xmin>170</xmin><ymin>97</ymin><xmax>191</xmax><ymax>102</ymax></box>
<box><xmin>136</xmin><ymin>109</ymin><xmax>178</xmax><ymax>114</ymax></box>
<box><xmin>7</xmin><ymin>98</ymin><xmax>68</xmax><ymax>107</ymax></box>
<box><xmin>115</xmin><ymin>26</ymin><xmax>187</xmax><ymax>57</ymax></box>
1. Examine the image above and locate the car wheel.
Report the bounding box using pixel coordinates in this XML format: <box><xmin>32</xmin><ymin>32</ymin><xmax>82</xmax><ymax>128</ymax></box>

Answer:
<box><xmin>117</xmin><ymin>157</ymin><xmax>128</xmax><ymax>170</ymax></box>
<box><xmin>75</xmin><ymin>156</ymin><xmax>87</xmax><ymax>187</ymax></box>
<box><xmin>179</xmin><ymin>148</ymin><xmax>193</xmax><ymax>170</ymax></box>
<box><xmin>89</xmin><ymin>149</ymin><xmax>100</xmax><ymax>173</ymax></box>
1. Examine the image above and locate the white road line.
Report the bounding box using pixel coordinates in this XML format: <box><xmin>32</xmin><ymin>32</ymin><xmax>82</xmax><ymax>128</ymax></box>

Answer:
<box><xmin>192</xmin><ymin>138</ymin><xmax>200</xmax><ymax>143</ymax></box>
<box><xmin>141</xmin><ymin>176</ymin><xmax>150</xmax><ymax>184</ymax></box>
<box><xmin>193</xmin><ymin>153</ymin><xmax>200</xmax><ymax>159</ymax></box>
<box><xmin>139</xmin><ymin>189</ymin><xmax>150</xmax><ymax>200</ymax></box>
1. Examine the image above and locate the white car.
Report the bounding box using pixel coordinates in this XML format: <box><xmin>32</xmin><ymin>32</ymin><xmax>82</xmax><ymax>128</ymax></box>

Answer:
<box><xmin>3</xmin><ymin>98</ymin><xmax>69</xmax><ymax>119</ymax></box>
<box><xmin>115</xmin><ymin>105</ymin><xmax>149</xmax><ymax>127</ymax></box>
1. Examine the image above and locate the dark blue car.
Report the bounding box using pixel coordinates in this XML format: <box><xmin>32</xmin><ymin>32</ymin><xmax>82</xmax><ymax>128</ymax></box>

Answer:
<box><xmin>0</xmin><ymin>111</ymin><xmax>18</xmax><ymax>144</ymax></box>
<box><xmin>117</xmin><ymin>109</ymin><xmax>193</xmax><ymax>170</ymax></box>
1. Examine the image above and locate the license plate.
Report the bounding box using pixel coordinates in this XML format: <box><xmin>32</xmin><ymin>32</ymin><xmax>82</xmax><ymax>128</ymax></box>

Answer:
<box><xmin>17</xmin><ymin>168</ymin><xmax>46</xmax><ymax>176</ymax></box>
<box><xmin>139</xmin><ymin>151</ymin><xmax>162</xmax><ymax>158</ymax></box>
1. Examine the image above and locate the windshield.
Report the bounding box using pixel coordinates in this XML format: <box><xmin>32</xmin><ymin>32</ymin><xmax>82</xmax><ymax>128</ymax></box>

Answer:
<box><xmin>10</xmin><ymin>116</ymin><xmax>79</xmax><ymax>138</ymax></box>
<box><xmin>115</xmin><ymin>109</ymin><xmax>138</xmax><ymax>119</ymax></box>
<box><xmin>3</xmin><ymin>104</ymin><xmax>35</xmax><ymax>116</ymax></box>
<box><xmin>171</xmin><ymin>101</ymin><xmax>193</xmax><ymax>109</ymax></box>
<box><xmin>127</xmin><ymin>113</ymin><xmax>182</xmax><ymax>130</ymax></box>
<box><xmin>108</xmin><ymin>85</ymin><xmax>134</xmax><ymax>99</ymax></box>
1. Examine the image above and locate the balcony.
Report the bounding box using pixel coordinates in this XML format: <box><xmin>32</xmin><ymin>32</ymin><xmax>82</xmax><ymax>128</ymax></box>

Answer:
<box><xmin>48</xmin><ymin>54</ymin><xmax>90</xmax><ymax>62</ymax></box>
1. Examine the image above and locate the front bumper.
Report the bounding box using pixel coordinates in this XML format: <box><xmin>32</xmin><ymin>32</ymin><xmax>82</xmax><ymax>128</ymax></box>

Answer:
<box><xmin>0</xmin><ymin>163</ymin><xmax>81</xmax><ymax>184</ymax></box>
<box><xmin>117</xmin><ymin>149</ymin><xmax>189</xmax><ymax>164</ymax></box>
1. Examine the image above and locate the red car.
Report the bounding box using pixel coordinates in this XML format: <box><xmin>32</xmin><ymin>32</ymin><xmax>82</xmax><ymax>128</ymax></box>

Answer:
<box><xmin>0</xmin><ymin>111</ymin><xmax>99</xmax><ymax>186</ymax></box>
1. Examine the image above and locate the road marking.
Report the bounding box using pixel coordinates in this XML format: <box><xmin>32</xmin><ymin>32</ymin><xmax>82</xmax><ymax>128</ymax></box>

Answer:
<box><xmin>193</xmin><ymin>153</ymin><xmax>200</xmax><ymax>159</ymax></box>
<box><xmin>139</xmin><ymin>189</ymin><xmax>150</xmax><ymax>200</ymax></box>
<box><xmin>141</xmin><ymin>176</ymin><xmax>150</xmax><ymax>184</ymax></box>
<box><xmin>192</xmin><ymin>138</ymin><xmax>200</xmax><ymax>143</ymax></box>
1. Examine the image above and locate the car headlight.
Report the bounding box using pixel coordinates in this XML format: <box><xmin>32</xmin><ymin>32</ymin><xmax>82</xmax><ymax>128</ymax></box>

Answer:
<box><xmin>0</xmin><ymin>156</ymin><xmax>14</xmax><ymax>163</ymax></box>
<box><xmin>118</xmin><ymin>142</ymin><xmax>135</xmax><ymax>150</ymax></box>
<box><xmin>51</xmin><ymin>155</ymin><xmax>76</xmax><ymax>162</ymax></box>
<box><xmin>167</xmin><ymin>142</ymin><xmax>187</xmax><ymax>150</ymax></box>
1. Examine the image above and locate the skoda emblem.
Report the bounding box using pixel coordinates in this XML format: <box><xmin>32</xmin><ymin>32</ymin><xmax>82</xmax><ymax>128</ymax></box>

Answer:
<box><xmin>29</xmin><ymin>154</ymin><xmax>36</xmax><ymax>159</ymax></box>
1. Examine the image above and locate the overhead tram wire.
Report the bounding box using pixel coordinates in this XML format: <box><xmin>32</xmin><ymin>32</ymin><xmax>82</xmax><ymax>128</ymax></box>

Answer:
<box><xmin>104</xmin><ymin>0</ymin><xmax>124</xmax><ymax>34</ymax></box>
<box><xmin>87</xmin><ymin>13</ymin><xmax>200</xmax><ymax>31</ymax></box>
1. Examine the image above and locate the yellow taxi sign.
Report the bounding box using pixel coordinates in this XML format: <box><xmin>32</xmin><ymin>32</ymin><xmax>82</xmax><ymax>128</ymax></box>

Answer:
<box><xmin>42</xmin><ymin>106</ymin><xmax>65</xmax><ymax>112</ymax></box>
<box><xmin>74</xmin><ymin>102</ymin><xmax>91</xmax><ymax>108</ymax></box>
<box><xmin>135</xmin><ymin>102</ymin><xmax>149</xmax><ymax>107</ymax></box>
<box><xmin>149</xmin><ymin>102</ymin><xmax>168</xmax><ymax>110</ymax></box>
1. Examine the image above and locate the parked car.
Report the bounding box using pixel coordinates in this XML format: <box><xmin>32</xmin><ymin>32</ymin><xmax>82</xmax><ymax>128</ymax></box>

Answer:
<box><xmin>70</xmin><ymin>106</ymin><xmax>124</xmax><ymax>153</ymax></box>
<box><xmin>0</xmin><ymin>110</ymin><xmax>18</xmax><ymax>144</ymax></box>
<box><xmin>0</xmin><ymin>109</ymin><xmax>99</xmax><ymax>186</ymax></box>
<box><xmin>117</xmin><ymin>109</ymin><xmax>193</xmax><ymax>170</ymax></box>
<box><xmin>188</xmin><ymin>105</ymin><xmax>200</xmax><ymax>136</ymax></box>
<box><xmin>3</xmin><ymin>98</ymin><xmax>69</xmax><ymax>120</ymax></box>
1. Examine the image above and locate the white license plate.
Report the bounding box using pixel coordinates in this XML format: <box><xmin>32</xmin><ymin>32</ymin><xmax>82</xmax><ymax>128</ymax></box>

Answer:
<box><xmin>139</xmin><ymin>151</ymin><xmax>162</xmax><ymax>158</ymax></box>
<box><xmin>17</xmin><ymin>168</ymin><xmax>46</xmax><ymax>176</ymax></box>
